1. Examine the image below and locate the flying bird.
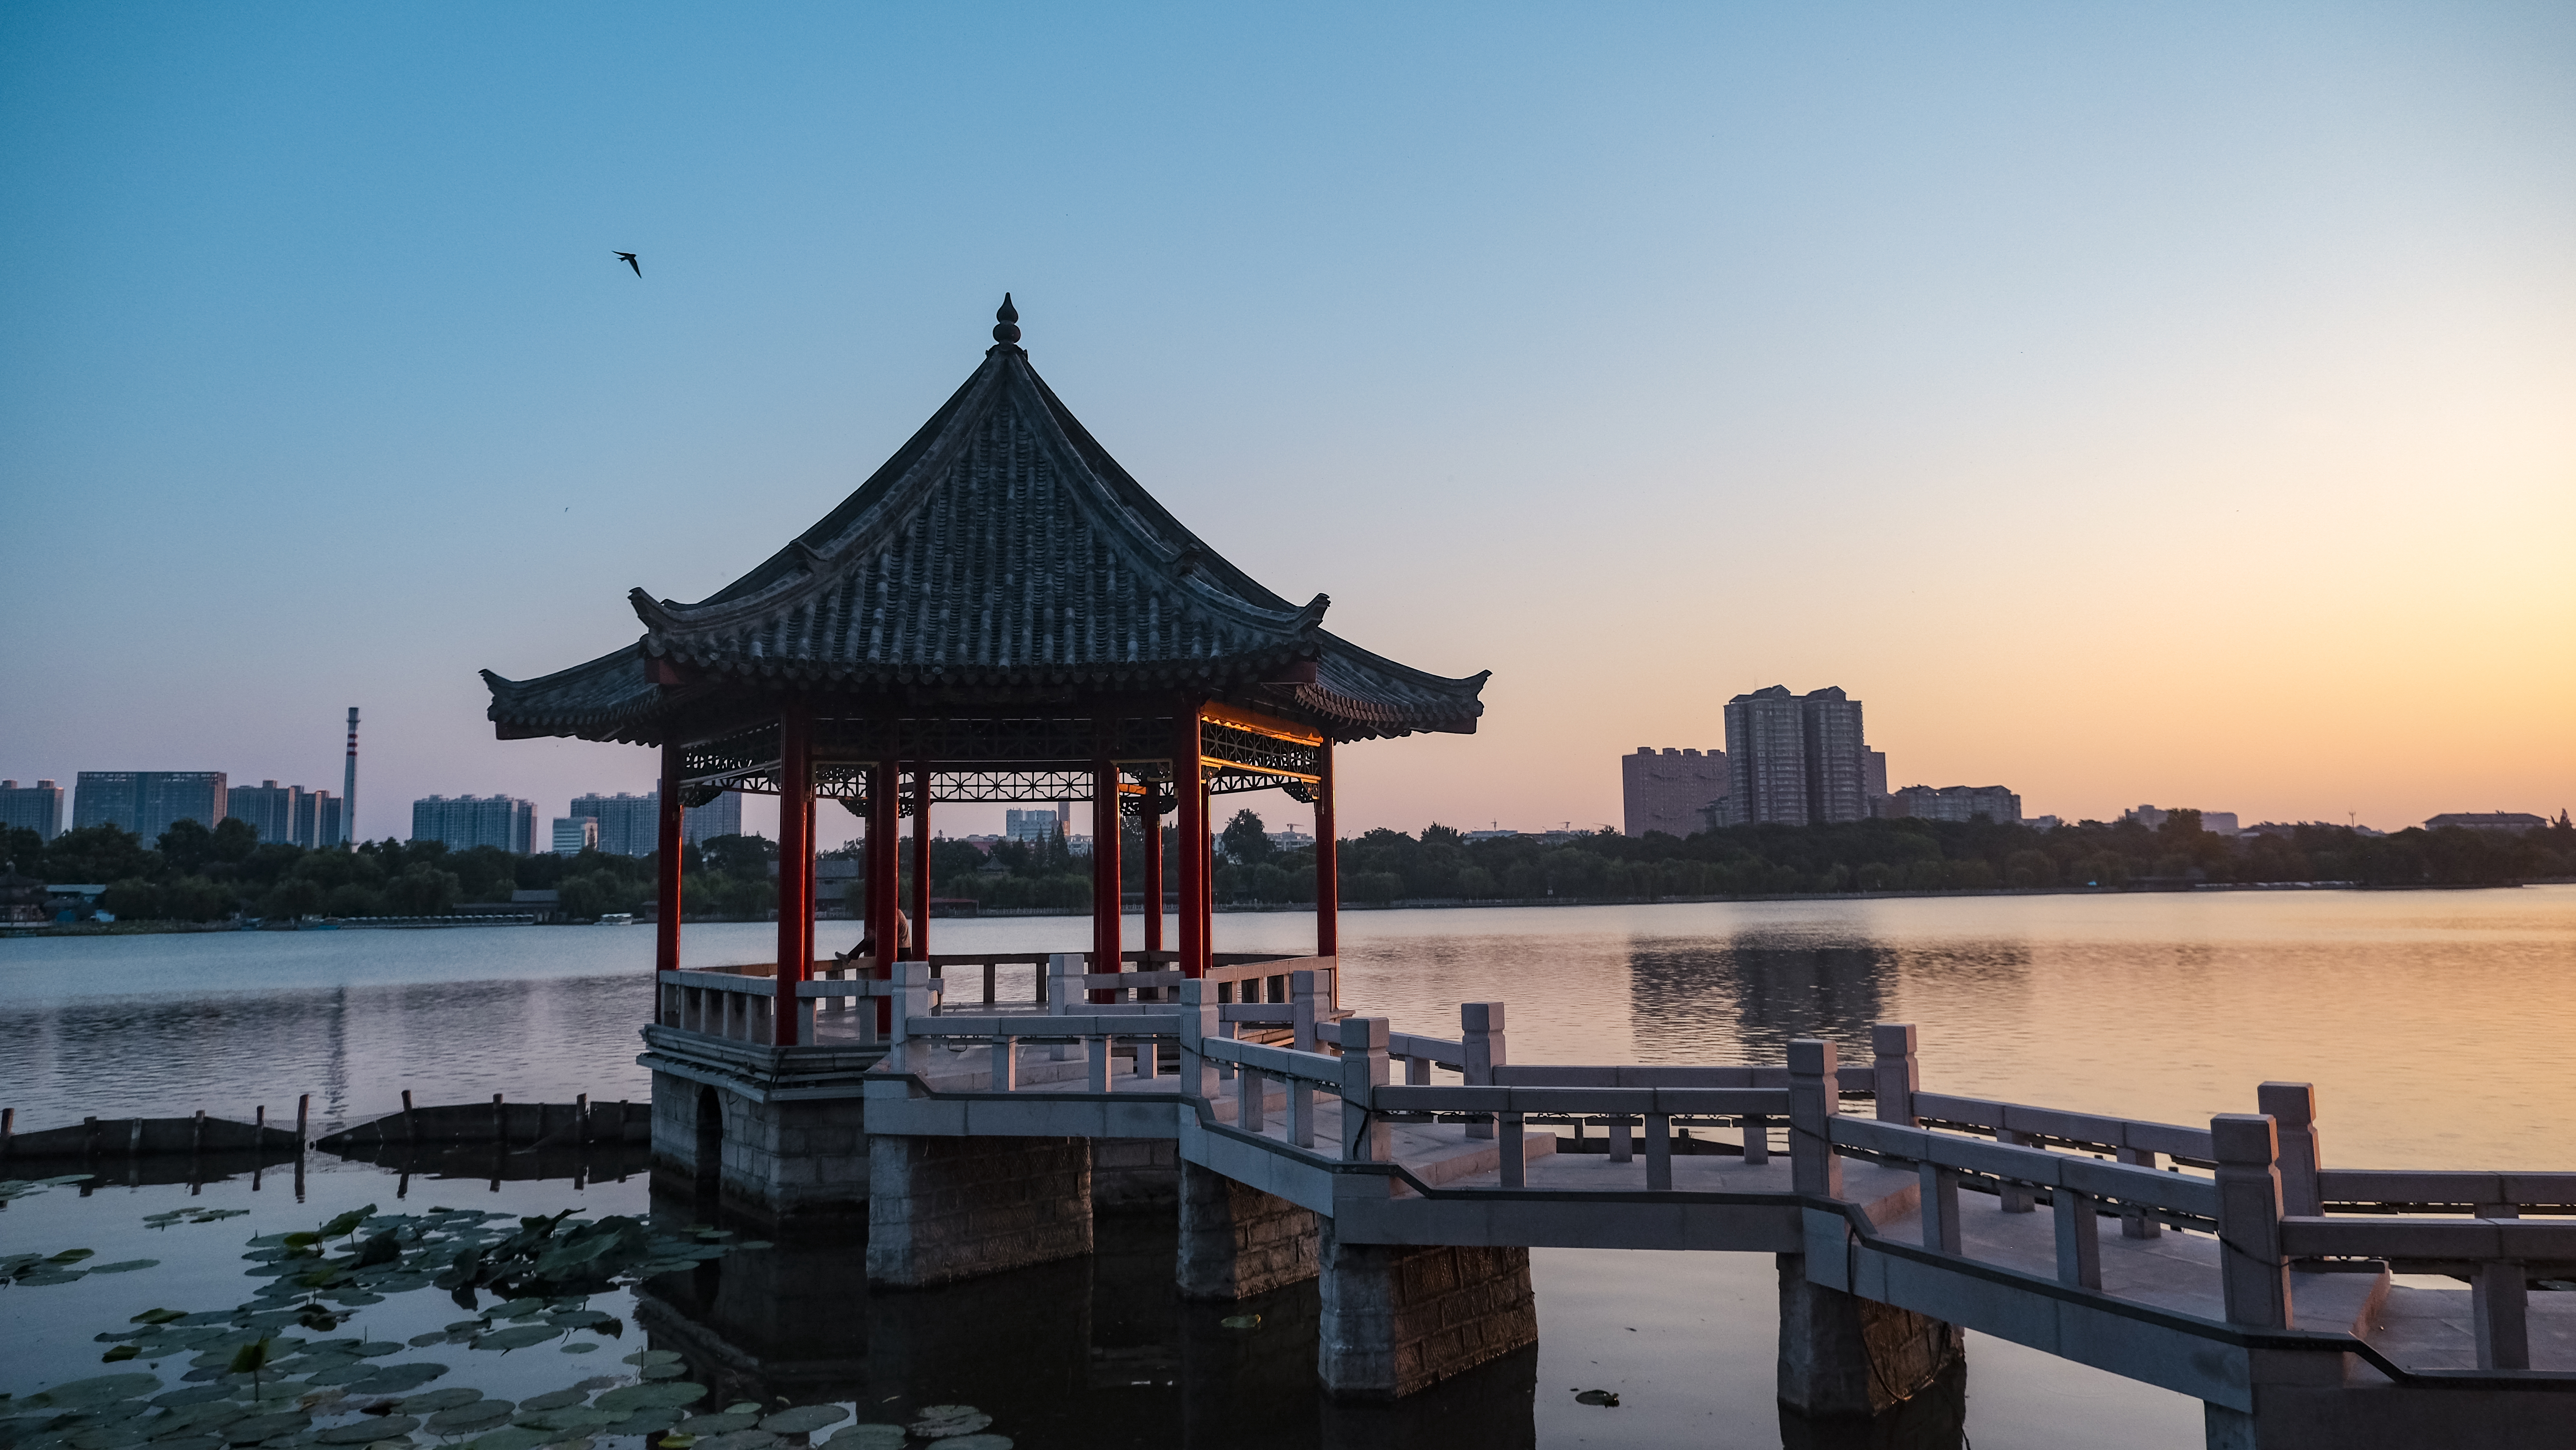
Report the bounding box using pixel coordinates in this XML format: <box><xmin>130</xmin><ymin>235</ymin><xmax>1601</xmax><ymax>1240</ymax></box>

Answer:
<box><xmin>614</xmin><ymin>251</ymin><xmax>640</xmax><ymax>277</ymax></box>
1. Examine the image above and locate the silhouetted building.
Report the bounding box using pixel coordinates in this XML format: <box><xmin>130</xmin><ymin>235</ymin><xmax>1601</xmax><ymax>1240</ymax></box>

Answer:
<box><xmin>1879</xmin><ymin>784</ymin><xmax>2022</xmax><ymax>825</ymax></box>
<box><xmin>2123</xmin><ymin>804</ymin><xmax>2237</xmax><ymax>835</ymax></box>
<box><xmin>74</xmin><ymin>771</ymin><xmax>227</xmax><ymax>841</ymax></box>
<box><xmin>683</xmin><ymin>789</ymin><xmax>742</xmax><ymax>846</ymax></box>
<box><xmin>1006</xmin><ymin>804</ymin><xmax>1070</xmax><ymax>845</ymax></box>
<box><xmin>2424</xmin><ymin>812</ymin><xmax>2549</xmax><ymax>833</ymax></box>
<box><xmin>295</xmin><ymin>789</ymin><xmax>341</xmax><ymax>849</ymax></box>
<box><xmin>226</xmin><ymin>780</ymin><xmax>305</xmax><ymax>843</ymax></box>
<box><xmin>410</xmin><ymin>794</ymin><xmax>535</xmax><ymax>854</ymax></box>
<box><xmin>1716</xmin><ymin>687</ymin><xmax>1873</xmax><ymax>826</ymax></box>
<box><xmin>1622</xmin><ymin>747</ymin><xmax>1728</xmax><ymax>836</ymax></box>
<box><xmin>552</xmin><ymin>816</ymin><xmax>600</xmax><ymax>854</ymax></box>
<box><xmin>0</xmin><ymin>779</ymin><xmax>65</xmax><ymax>841</ymax></box>
<box><xmin>569</xmin><ymin>792</ymin><xmax>658</xmax><ymax>855</ymax></box>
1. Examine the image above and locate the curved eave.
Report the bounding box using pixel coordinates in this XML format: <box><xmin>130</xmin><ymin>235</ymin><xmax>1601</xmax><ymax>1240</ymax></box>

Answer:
<box><xmin>482</xmin><ymin>644</ymin><xmax>661</xmax><ymax>742</ymax></box>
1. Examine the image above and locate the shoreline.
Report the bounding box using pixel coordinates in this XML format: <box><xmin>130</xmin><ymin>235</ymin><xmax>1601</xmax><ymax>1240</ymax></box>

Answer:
<box><xmin>9</xmin><ymin>877</ymin><xmax>2562</xmax><ymax>937</ymax></box>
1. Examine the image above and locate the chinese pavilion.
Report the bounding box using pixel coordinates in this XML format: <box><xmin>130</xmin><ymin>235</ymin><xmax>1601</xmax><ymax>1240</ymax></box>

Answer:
<box><xmin>483</xmin><ymin>298</ymin><xmax>1488</xmax><ymax>1043</ymax></box>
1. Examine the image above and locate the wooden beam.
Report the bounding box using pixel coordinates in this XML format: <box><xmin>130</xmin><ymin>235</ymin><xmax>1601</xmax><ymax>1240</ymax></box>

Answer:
<box><xmin>1200</xmin><ymin>700</ymin><xmax>1325</xmax><ymax>746</ymax></box>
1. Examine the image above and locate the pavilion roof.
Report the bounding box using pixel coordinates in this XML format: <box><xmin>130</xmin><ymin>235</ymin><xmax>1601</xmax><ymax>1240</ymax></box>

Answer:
<box><xmin>483</xmin><ymin>301</ymin><xmax>1488</xmax><ymax>747</ymax></box>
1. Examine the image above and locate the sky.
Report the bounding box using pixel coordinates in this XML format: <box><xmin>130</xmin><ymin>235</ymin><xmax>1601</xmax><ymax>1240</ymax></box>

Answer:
<box><xmin>3</xmin><ymin>3</ymin><xmax>2571</xmax><ymax>848</ymax></box>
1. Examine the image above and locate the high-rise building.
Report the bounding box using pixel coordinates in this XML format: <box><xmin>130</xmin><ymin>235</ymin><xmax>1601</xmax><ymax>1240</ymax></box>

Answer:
<box><xmin>295</xmin><ymin>790</ymin><xmax>341</xmax><ymax>849</ymax></box>
<box><xmin>682</xmin><ymin>789</ymin><xmax>742</xmax><ymax>846</ymax></box>
<box><xmin>1879</xmin><ymin>785</ymin><xmax>2022</xmax><ymax>825</ymax></box>
<box><xmin>551</xmin><ymin>817</ymin><xmax>600</xmax><ymax>854</ymax></box>
<box><xmin>1865</xmin><ymin>751</ymin><xmax>1888</xmax><ymax>798</ymax></box>
<box><xmin>410</xmin><ymin>795</ymin><xmax>535</xmax><ymax>854</ymax></box>
<box><xmin>568</xmin><ymin>792</ymin><xmax>659</xmax><ymax>855</ymax></box>
<box><xmin>1621</xmin><ymin>747</ymin><xmax>1728</xmax><ymax>837</ymax></box>
<box><xmin>1005</xmin><ymin>805</ymin><xmax>1068</xmax><ymax>845</ymax></box>
<box><xmin>0</xmin><ymin>780</ymin><xmax>66</xmax><ymax>841</ymax></box>
<box><xmin>227</xmin><ymin>781</ymin><xmax>303</xmax><ymax>843</ymax></box>
<box><xmin>1717</xmin><ymin>687</ymin><xmax>1874</xmax><ymax>827</ymax></box>
<box><xmin>73</xmin><ymin>772</ymin><xmax>228</xmax><ymax>841</ymax></box>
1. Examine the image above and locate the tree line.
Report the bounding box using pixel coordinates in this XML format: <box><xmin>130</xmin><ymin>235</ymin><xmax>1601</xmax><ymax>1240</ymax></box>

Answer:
<box><xmin>9</xmin><ymin>806</ymin><xmax>2568</xmax><ymax>925</ymax></box>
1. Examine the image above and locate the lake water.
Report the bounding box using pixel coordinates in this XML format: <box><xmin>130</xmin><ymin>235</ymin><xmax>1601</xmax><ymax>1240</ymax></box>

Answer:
<box><xmin>5</xmin><ymin>888</ymin><xmax>2572</xmax><ymax>1449</ymax></box>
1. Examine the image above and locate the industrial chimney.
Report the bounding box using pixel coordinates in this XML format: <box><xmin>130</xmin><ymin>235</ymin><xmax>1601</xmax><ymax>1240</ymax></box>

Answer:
<box><xmin>343</xmin><ymin>707</ymin><xmax>360</xmax><ymax>849</ymax></box>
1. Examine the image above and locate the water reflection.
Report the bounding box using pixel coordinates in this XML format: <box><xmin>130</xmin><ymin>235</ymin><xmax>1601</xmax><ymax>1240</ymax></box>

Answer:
<box><xmin>634</xmin><ymin>1191</ymin><xmax>1541</xmax><ymax>1450</ymax></box>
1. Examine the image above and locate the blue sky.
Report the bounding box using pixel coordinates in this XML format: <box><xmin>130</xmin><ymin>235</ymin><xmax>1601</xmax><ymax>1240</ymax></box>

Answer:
<box><xmin>5</xmin><ymin>3</ymin><xmax>2570</xmax><ymax>844</ymax></box>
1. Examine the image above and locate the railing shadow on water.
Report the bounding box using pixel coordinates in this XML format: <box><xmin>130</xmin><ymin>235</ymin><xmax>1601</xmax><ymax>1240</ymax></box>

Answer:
<box><xmin>628</xmin><ymin>1182</ymin><xmax>1549</xmax><ymax>1450</ymax></box>
<box><xmin>320</xmin><ymin>1139</ymin><xmax>653</xmax><ymax>1196</ymax></box>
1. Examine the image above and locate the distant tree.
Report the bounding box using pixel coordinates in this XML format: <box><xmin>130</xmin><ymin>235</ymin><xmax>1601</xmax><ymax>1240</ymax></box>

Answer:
<box><xmin>210</xmin><ymin>817</ymin><xmax>260</xmax><ymax>865</ymax></box>
<box><xmin>47</xmin><ymin>824</ymin><xmax>151</xmax><ymax>884</ymax></box>
<box><xmin>0</xmin><ymin>824</ymin><xmax>44</xmax><ymax>875</ymax></box>
<box><xmin>157</xmin><ymin>818</ymin><xmax>216</xmax><ymax>873</ymax></box>
<box><xmin>698</xmin><ymin>834</ymin><xmax>779</xmax><ymax>877</ymax></box>
<box><xmin>1220</xmin><ymin>809</ymin><xmax>1273</xmax><ymax>864</ymax></box>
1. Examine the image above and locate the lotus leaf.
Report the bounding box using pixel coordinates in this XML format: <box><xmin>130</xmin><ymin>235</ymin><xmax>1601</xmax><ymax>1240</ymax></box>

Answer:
<box><xmin>905</xmin><ymin>1410</ymin><xmax>990</xmax><ymax>1440</ymax></box>
<box><xmin>472</xmin><ymin>1327</ymin><xmax>559</xmax><ymax>1353</ymax></box>
<box><xmin>515</xmin><ymin>1393</ymin><xmax>585</xmax><ymax>1414</ymax></box>
<box><xmin>756</xmin><ymin>1408</ymin><xmax>847</xmax><ymax>1436</ymax></box>
<box><xmin>671</xmin><ymin>1415</ymin><xmax>755</xmax><ymax>1434</ymax></box>
<box><xmin>639</xmin><ymin>1366</ymin><xmax>688</xmax><ymax>1381</ymax></box>
<box><xmin>22</xmin><ymin>1378</ymin><xmax>165</xmax><ymax>1410</ymax></box>
<box><xmin>100</xmin><ymin>1349</ymin><xmax>140</xmax><ymax>1365</ymax></box>
<box><xmin>492</xmin><ymin>1300</ymin><xmax>549</xmax><ymax>1321</ymax></box>
<box><xmin>618</xmin><ymin>1352</ymin><xmax>683</xmax><ymax>1368</ymax></box>
<box><xmin>392</xmin><ymin>1391</ymin><xmax>480</xmax><ymax>1415</ymax></box>
<box><xmin>423</xmin><ymin>1403</ymin><xmax>515</xmax><ymax>1433</ymax></box>
<box><xmin>693</xmin><ymin>1432</ymin><xmax>778</xmax><ymax>1450</ymax></box>
<box><xmin>133</xmin><ymin>1311</ymin><xmax>190</xmax><ymax>1327</ymax></box>
<box><xmin>218</xmin><ymin>1412</ymin><xmax>308</xmax><ymax>1444</ymax></box>
<box><xmin>88</xmin><ymin>1262</ymin><xmax>159</xmax><ymax>1276</ymax></box>
<box><xmin>148</xmin><ymin>1391</ymin><xmax>232</xmax><ymax>1410</ymax></box>
<box><xmin>590</xmin><ymin>1386</ymin><xmax>704</xmax><ymax>1414</ymax></box>
<box><xmin>346</xmin><ymin>1365</ymin><xmax>447</xmax><ymax>1396</ymax></box>
<box><xmin>17</xmin><ymin>1271</ymin><xmax>88</xmax><ymax>1286</ymax></box>
<box><xmin>311</xmin><ymin>1416</ymin><xmax>418</xmax><ymax>1444</ymax></box>
<box><xmin>820</xmin><ymin>1428</ymin><xmax>904</xmax><ymax>1450</ymax></box>
<box><xmin>462</xmin><ymin>1427</ymin><xmax>554</xmax><ymax>1450</ymax></box>
<box><xmin>558</xmin><ymin>1345</ymin><xmax>597</xmax><ymax>1355</ymax></box>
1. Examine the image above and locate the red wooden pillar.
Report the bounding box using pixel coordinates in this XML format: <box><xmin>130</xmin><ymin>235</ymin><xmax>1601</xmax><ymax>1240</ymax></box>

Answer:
<box><xmin>867</xmin><ymin>755</ymin><xmax>900</xmax><ymax>1034</ymax></box>
<box><xmin>1091</xmin><ymin>753</ymin><xmax>1122</xmax><ymax>1001</ymax></box>
<box><xmin>1141</xmin><ymin>788</ymin><xmax>1166</xmax><ymax>958</ymax></box>
<box><xmin>1174</xmin><ymin>705</ymin><xmax>1210</xmax><ymax>978</ymax></box>
<box><xmin>656</xmin><ymin>742</ymin><xmax>685</xmax><ymax>977</ymax></box>
<box><xmin>1314</xmin><ymin>737</ymin><xmax>1338</xmax><ymax>980</ymax></box>
<box><xmin>908</xmin><ymin>764</ymin><xmax>932</xmax><ymax>959</ymax></box>
<box><xmin>774</xmin><ymin>706</ymin><xmax>813</xmax><ymax>1047</ymax></box>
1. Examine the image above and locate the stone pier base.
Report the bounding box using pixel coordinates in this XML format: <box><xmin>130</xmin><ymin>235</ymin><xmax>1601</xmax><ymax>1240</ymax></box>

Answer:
<box><xmin>1092</xmin><ymin>1136</ymin><xmax>1181</xmax><ymax>1212</ymax></box>
<box><xmin>1316</xmin><ymin>1218</ymin><xmax>1537</xmax><ymax>1400</ymax></box>
<box><xmin>647</xmin><ymin>1072</ymin><xmax>868</xmax><ymax>1220</ymax></box>
<box><xmin>1176</xmin><ymin>1159</ymin><xmax>1319</xmax><ymax>1299</ymax></box>
<box><xmin>1776</xmin><ymin>1253</ymin><xmax>1965</xmax><ymax>1421</ymax></box>
<box><xmin>866</xmin><ymin>1134</ymin><xmax>1093</xmax><ymax>1288</ymax></box>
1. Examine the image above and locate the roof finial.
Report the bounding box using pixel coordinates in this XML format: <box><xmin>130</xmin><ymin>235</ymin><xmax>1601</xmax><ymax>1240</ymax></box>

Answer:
<box><xmin>992</xmin><ymin>293</ymin><xmax>1021</xmax><ymax>345</ymax></box>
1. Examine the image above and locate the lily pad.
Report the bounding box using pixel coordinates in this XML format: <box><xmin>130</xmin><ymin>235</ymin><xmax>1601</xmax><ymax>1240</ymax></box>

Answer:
<box><xmin>472</xmin><ymin>1326</ymin><xmax>559</xmax><ymax>1353</ymax></box>
<box><xmin>517</xmin><ymin>1392</ymin><xmax>587</xmax><ymax>1413</ymax></box>
<box><xmin>694</xmin><ymin>1433</ymin><xmax>778</xmax><ymax>1450</ymax></box>
<box><xmin>592</xmin><ymin>1384</ymin><xmax>706</xmax><ymax>1414</ymax></box>
<box><xmin>16</xmin><ymin>1270</ymin><xmax>89</xmax><ymax>1286</ymax></box>
<box><xmin>424</xmin><ymin>1402</ymin><xmax>515</xmax><ymax>1433</ymax></box>
<box><xmin>757</xmin><ymin>1408</ymin><xmax>848</xmax><ymax>1436</ymax></box>
<box><xmin>311</xmin><ymin>1414</ymin><xmax>417</xmax><ymax>1443</ymax></box>
<box><xmin>1573</xmin><ymin>1388</ymin><xmax>1621</xmax><ymax>1407</ymax></box>
<box><xmin>88</xmin><ymin>1261</ymin><xmax>160</xmax><ymax>1275</ymax></box>
<box><xmin>393</xmin><ymin>1390</ymin><xmax>481</xmax><ymax>1415</ymax></box>
<box><xmin>21</xmin><ymin>1376</ymin><xmax>163</xmax><ymax>1409</ymax></box>
<box><xmin>219</xmin><ymin>1412</ymin><xmax>308</xmax><ymax>1444</ymax></box>
<box><xmin>905</xmin><ymin>1410</ymin><xmax>989</xmax><ymax>1440</ymax></box>
<box><xmin>821</xmin><ymin>1429</ymin><xmax>904</xmax><ymax>1450</ymax></box>
<box><xmin>346</xmin><ymin>1364</ymin><xmax>447</xmax><ymax>1395</ymax></box>
<box><xmin>639</xmin><ymin>1364</ymin><xmax>689</xmax><ymax>1381</ymax></box>
<box><xmin>559</xmin><ymin>1343</ymin><xmax>598</xmax><ymax>1355</ymax></box>
<box><xmin>619</xmin><ymin>1351</ymin><xmax>683</xmax><ymax>1368</ymax></box>
<box><xmin>674</xmin><ymin>1414</ymin><xmax>756</xmax><ymax>1434</ymax></box>
<box><xmin>463</xmin><ymin>1428</ymin><xmax>553</xmax><ymax>1450</ymax></box>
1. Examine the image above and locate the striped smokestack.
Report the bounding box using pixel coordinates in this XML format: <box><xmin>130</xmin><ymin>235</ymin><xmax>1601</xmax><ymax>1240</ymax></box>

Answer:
<box><xmin>343</xmin><ymin>707</ymin><xmax>360</xmax><ymax>849</ymax></box>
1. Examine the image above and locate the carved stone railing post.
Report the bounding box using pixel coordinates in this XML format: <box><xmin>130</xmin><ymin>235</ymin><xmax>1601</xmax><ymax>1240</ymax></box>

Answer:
<box><xmin>1462</xmin><ymin>1002</ymin><xmax>1505</xmax><ymax>1140</ymax></box>
<box><xmin>2211</xmin><ymin>1113</ymin><xmax>2291</xmax><ymax>1329</ymax></box>
<box><xmin>1787</xmin><ymin>1039</ymin><xmax>1843</xmax><ymax>1199</ymax></box>
<box><xmin>1339</xmin><ymin>1017</ymin><xmax>1390</xmax><ymax>1162</ymax></box>
<box><xmin>2257</xmin><ymin>1082</ymin><xmax>2322</xmax><ymax>1218</ymax></box>
<box><xmin>1871</xmin><ymin>1023</ymin><xmax>1918</xmax><ymax>1126</ymax></box>
<box><xmin>1177</xmin><ymin>979</ymin><xmax>1221</xmax><ymax>1104</ymax></box>
<box><xmin>1292</xmin><ymin>969</ymin><xmax>1322</xmax><ymax>1053</ymax></box>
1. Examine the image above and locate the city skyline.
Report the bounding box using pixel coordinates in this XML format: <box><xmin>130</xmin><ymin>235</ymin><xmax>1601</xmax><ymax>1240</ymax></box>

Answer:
<box><xmin>4</xmin><ymin>7</ymin><xmax>2569</xmax><ymax>841</ymax></box>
